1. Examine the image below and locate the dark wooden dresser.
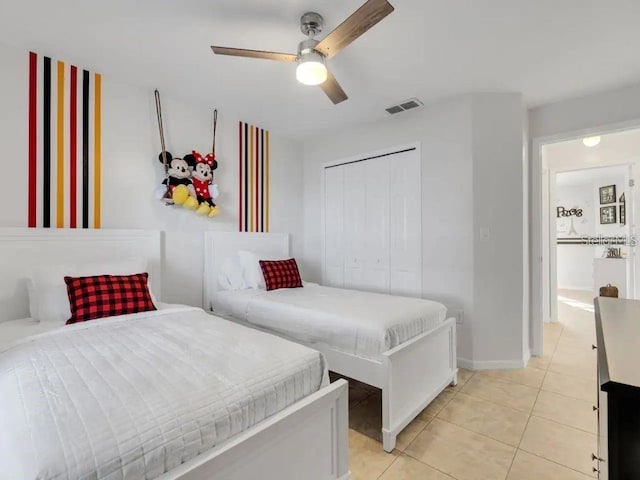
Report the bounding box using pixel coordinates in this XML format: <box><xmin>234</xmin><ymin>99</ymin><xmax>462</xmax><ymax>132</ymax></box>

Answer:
<box><xmin>594</xmin><ymin>297</ymin><xmax>640</xmax><ymax>479</ymax></box>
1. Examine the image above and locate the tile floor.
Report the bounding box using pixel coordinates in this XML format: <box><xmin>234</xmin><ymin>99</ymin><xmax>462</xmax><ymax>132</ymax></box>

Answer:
<box><xmin>341</xmin><ymin>289</ymin><xmax>599</xmax><ymax>479</ymax></box>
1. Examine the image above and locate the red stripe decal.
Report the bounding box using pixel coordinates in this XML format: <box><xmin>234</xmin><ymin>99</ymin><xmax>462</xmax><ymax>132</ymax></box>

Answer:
<box><xmin>69</xmin><ymin>65</ymin><xmax>78</xmax><ymax>228</ymax></box>
<box><xmin>28</xmin><ymin>52</ymin><xmax>37</xmax><ymax>227</ymax></box>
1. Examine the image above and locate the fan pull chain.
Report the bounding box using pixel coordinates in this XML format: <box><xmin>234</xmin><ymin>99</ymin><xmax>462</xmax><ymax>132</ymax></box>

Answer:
<box><xmin>155</xmin><ymin>89</ymin><xmax>169</xmax><ymax>177</ymax></box>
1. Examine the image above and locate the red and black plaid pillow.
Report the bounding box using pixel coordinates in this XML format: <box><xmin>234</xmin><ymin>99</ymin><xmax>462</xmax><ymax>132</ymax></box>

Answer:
<box><xmin>259</xmin><ymin>258</ymin><xmax>303</xmax><ymax>291</ymax></box>
<box><xmin>64</xmin><ymin>272</ymin><xmax>156</xmax><ymax>324</ymax></box>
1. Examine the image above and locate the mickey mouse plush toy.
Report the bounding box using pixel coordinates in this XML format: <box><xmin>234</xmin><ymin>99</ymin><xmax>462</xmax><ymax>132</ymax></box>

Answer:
<box><xmin>156</xmin><ymin>151</ymin><xmax>197</xmax><ymax>208</ymax></box>
<box><xmin>184</xmin><ymin>150</ymin><xmax>220</xmax><ymax>217</ymax></box>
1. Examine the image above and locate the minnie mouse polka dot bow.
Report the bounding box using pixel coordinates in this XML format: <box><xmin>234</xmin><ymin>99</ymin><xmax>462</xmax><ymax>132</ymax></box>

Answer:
<box><xmin>192</xmin><ymin>150</ymin><xmax>215</xmax><ymax>167</ymax></box>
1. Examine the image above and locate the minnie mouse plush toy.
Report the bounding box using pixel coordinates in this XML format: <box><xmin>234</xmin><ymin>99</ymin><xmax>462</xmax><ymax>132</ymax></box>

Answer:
<box><xmin>184</xmin><ymin>150</ymin><xmax>220</xmax><ymax>217</ymax></box>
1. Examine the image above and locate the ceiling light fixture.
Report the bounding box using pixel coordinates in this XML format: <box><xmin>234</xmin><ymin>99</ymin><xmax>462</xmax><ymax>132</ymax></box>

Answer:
<box><xmin>583</xmin><ymin>136</ymin><xmax>601</xmax><ymax>147</ymax></box>
<box><xmin>296</xmin><ymin>39</ymin><xmax>327</xmax><ymax>86</ymax></box>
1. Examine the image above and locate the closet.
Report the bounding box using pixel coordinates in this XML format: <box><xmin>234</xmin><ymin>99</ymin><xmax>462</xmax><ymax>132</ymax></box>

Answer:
<box><xmin>323</xmin><ymin>147</ymin><xmax>422</xmax><ymax>297</ymax></box>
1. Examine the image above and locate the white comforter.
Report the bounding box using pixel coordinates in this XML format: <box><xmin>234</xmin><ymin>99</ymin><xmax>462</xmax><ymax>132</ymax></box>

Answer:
<box><xmin>0</xmin><ymin>306</ymin><xmax>326</xmax><ymax>480</ymax></box>
<box><xmin>214</xmin><ymin>284</ymin><xmax>447</xmax><ymax>358</ymax></box>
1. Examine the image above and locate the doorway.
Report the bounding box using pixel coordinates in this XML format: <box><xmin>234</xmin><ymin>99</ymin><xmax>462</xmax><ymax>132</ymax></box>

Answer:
<box><xmin>532</xmin><ymin>126</ymin><xmax>640</xmax><ymax>356</ymax></box>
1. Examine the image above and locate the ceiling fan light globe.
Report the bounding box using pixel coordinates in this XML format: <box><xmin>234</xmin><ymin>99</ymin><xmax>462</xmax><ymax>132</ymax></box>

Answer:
<box><xmin>582</xmin><ymin>136</ymin><xmax>601</xmax><ymax>147</ymax></box>
<box><xmin>296</xmin><ymin>60</ymin><xmax>327</xmax><ymax>85</ymax></box>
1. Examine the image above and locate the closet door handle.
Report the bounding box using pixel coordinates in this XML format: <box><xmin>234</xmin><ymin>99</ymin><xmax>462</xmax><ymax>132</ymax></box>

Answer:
<box><xmin>592</xmin><ymin>453</ymin><xmax>603</xmax><ymax>462</ymax></box>
<box><xmin>593</xmin><ymin>405</ymin><xmax>598</xmax><ymax>412</ymax></box>
<box><xmin>592</xmin><ymin>344</ymin><xmax>597</xmax><ymax>350</ymax></box>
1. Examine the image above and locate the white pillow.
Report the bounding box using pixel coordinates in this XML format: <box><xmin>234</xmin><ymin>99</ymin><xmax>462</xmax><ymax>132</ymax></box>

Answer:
<box><xmin>27</xmin><ymin>258</ymin><xmax>156</xmax><ymax>324</ymax></box>
<box><xmin>217</xmin><ymin>256</ymin><xmax>246</xmax><ymax>291</ymax></box>
<box><xmin>237</xmin><ymin>250</ymin><xmax>291</xmax><ymax>289</ymax></box>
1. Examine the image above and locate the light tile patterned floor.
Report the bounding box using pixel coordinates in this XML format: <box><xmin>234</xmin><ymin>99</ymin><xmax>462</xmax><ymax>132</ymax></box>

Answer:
<box><xmin>343</xmin><ymin>289</ymin><xmax>598</xmax><ymax>479</ymax></box>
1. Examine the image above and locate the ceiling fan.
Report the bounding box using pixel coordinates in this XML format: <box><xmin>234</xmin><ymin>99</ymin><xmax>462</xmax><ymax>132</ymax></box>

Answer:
<box><xmin>211</xmin><ymin>0</ymin><xmax>395</xmax><ymax>105</ymax></box>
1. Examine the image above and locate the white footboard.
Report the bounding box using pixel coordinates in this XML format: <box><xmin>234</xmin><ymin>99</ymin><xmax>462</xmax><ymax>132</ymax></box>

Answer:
<box><xmin>381</xmin><ymin>318</ymin><xmax>457</xmax><ymax>452</ymax></box>
<box><xmin>159</xmin><ymin>379</ymin><xmax>351</xmax><ymax>480</ymax></box>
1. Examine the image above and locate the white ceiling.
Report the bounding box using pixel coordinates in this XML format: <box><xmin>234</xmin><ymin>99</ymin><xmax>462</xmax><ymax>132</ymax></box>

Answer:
<box><xmin>544</xmin><ymin>127</ymin><xmax>640</xmax><ymax>172</ymax></box>
<box><xmin>2</xmin><ymin>0</ymin><xmax>640</xmax><ymax>139</ymax></box>
<box><xmin>556</xmin><ymin>165</ymin><xmax>628</xmax><ymax>187</ymax></box>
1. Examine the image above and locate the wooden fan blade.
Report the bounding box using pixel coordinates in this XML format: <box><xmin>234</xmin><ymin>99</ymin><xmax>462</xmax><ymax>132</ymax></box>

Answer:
<box><xmin>320</xmin><ymin>70</ymin><xmax>348</xmax><ymax>104</ymax></box>
<box><xmin>211</xmin><ymin>46</ymin><xmax>297</xmax><ymax>62</ymax></box>
<box><xmin>315</xmin><ymin>0</ymin><xmax>394</xmax><ymax>59</ymax></box>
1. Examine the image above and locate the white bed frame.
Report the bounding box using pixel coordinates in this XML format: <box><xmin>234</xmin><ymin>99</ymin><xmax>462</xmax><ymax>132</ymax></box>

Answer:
<box><xmin>204</xmin><ymin>231</ymin><xmax>458</xmax><ymax>452</ymax></box>
<box><xmin>0</xmin><ymin>228</ymin><xmax>350</xmax><ymax>480</ymax></box>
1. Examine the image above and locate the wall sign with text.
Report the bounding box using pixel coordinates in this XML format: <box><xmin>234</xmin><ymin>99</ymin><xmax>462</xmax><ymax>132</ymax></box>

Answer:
<box><xmin>557</xmin><ymin>206</ymin><xmax>583</xmax><ymax>218</ymax></box>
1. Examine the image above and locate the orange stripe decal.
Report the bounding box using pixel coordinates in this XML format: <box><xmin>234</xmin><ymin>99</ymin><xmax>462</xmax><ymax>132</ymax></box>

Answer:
<box><xmin>56</xmin><ymin>60</ymin><xmax>64</xmax><ymax>228</ymax></box>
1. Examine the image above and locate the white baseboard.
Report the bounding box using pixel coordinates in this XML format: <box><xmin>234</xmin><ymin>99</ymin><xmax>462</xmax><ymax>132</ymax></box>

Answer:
<box><xmin>523</xmin><ymin>347</ymin><xmax>531</xmax><ymax>367</ymax></box>
<box><xmin>457</xmin><ymin>356</ymin><xmax>528</xmax><ymax>371</ymax></box>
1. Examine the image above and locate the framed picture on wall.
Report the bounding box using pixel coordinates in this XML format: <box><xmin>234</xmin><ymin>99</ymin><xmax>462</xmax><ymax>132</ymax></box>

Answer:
<box><xmin>600</xmin><ymin>206</ymin><xmax>617</xmax><ymax>224</ymax></box>
<box><xmin>599</xmin><ymin>185</ymin><xmax>616</xmax><ymax>204</ymax></box>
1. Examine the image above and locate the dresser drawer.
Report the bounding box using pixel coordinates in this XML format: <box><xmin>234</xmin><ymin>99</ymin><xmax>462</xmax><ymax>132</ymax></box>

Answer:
<box><xmin>597</xmin><ymin>388</ymin><xmax>608</xmax><ymax>479</ymax></box>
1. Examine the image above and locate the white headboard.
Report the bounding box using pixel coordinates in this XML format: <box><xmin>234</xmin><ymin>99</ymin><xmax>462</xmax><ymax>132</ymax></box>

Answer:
<box><xmin>203</xmin><ymin>232</ymin><xmax>289</xmax><ymax>310</ymax></box>
<box><xmin>0</xmin><ymin>228</ymin><xmax>162</xmax><ymax>322</ymax></box>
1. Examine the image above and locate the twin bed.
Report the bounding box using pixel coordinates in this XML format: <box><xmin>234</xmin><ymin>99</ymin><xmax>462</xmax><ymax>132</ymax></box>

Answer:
<box><xmin>0</xmin><ymin>227</ymin><xmax>457</xmax><ymax>479</ymax></box>
<box><xmin>204</xmin><ymin>232</ymin><xmax>458</xmax><ymax>453</ymax></box>
<box><xmin>0</xmin><ymin>229</ymin><xmax>349</xmax><ymax>480</ymax></box>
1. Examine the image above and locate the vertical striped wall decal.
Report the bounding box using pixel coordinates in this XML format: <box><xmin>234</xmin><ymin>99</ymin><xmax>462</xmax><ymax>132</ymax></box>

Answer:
<box><xmin>249</xmin><ymin>125</ymin><xmax>255</xmax><ymax>232</ymax></box>
<box><xmin>69</xmin><ymin>65</ymin><xmax>77</xmax><ymax>228</ymax></box>
<box><xmin>42</xmin><ymin>56</ymin><xmax>51</xmax><ymax>228</ymax></box>
<box><xmin>266</xmin><ymin>130</ymin><xmax>270</xmax><ymax>232</ymax></box>
<box><xmin>82</xmin><ymin>69</ymin><xmax>90</xmax><ymax>229</ymax></box>
<box><xmin>238</xmin><ymin>121</ymin><xmax>270</xmax><ymax>232</ymax></box>
<box><xmin>238</xmin><ymin>121</ymin><xmax>242</xmax><ymax>232</ymax></box>
<box><xmin>260</xmin><ymin>128</ymin><xmax>264</xmax><ymax>233</ymax></box>
<box><xmin>27</xmin><ymin>52</ymin><xmax>102</xmax><ymax>228</ymax></box>
<box><xmin>28</xmin><ymin>52</ymin><xmax>37</xmax><ymax>228</ymax></box>
<box><xmin>254</xmin><ymin>125</ymin><xmax>259</xmax><ymax>233</ymax></box>
<box><xmin>244</xmin><ymin>122</ymin><xmax>248</xmax><ymax>232</ymax></box>
<box><xmin>56</xmin><ymin>61</ymin><xmax>64</xmax><ymax>228</ymax></box>
<box><xmin>94</xmin><ymin>73</ymin><xmax>102</xmax><ymax>228</ymax></box>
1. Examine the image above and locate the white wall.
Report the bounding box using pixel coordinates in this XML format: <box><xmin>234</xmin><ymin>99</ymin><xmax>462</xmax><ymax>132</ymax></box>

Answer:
<box><xmin>554</xmin><ymin>170</ymin><xmax>627</xmax><ymax>291</ymax></box>
<box><xmin>555</xmin><ymin>182</ymin><xmax>595</xmax><ymax>290</ymax></box>
<box><xmin>530</xmin><ymin>82</ymin><xmax>640</xmax><ymax>342</ymax></box>
<box><xmin>471</xmin><ymin>94</ymin><xmax>527</xmax><ymax>366</ymax></box>
<box><xmin>529</xmin><ymin>82</ymin><xmax>640</xmax><ymax>140</ymax></box>
<box><xmin>303</xmin><ymin>93</ymin><xmax>528</xmax><ymax>368</ymax></box>
<box><xmin>0</xmin><ymin>41</ymin><xmax>304</xmax><ymax>307</ymax></box>
<box><xmin>303</xmin><ymin>96</ymin><xmax>475</xmax><ymax>362</ymax></box>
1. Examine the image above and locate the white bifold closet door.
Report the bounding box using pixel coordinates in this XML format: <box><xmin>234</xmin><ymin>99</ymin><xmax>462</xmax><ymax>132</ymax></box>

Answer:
<box><xmin>323</xmin><ymin>147</ymin><xmax>421</xmax><ymax>297</ymax></box>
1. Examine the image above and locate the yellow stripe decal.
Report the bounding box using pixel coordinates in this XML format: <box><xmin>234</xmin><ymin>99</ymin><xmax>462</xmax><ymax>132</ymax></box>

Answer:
<box><xmin>56</xmin><ymin>61</ymin><xmax>64</xmax><ymax>228</ymax></box>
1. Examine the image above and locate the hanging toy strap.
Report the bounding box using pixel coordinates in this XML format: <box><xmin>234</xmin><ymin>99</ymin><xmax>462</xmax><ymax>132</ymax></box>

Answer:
<box><xmin>155</xmin><ymin>89</ymin><xmax>169</xmax><ymax>177</ymax></box>
<box><xmin>212</xmin><ymin>109</ymin><xmax>218</xmax><ymax>155</ymax></box>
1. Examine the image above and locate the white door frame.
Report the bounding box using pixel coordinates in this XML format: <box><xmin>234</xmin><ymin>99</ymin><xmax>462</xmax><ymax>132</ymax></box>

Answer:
<box><xmin>531</xmin><ymin>119</ymin><xmax>640</xmax><ymax>356</ymax></box>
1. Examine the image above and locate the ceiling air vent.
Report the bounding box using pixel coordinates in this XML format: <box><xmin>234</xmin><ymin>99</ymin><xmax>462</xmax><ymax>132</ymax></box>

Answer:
<box><xmin>385</xmin><ymin>105</ymin><xmax>404</xmax><ymax>115</ymax></box>
<box><xmin>385</xmin><ymin>98</ymin><xmax>424</xmax><ymax>115</ymax></box>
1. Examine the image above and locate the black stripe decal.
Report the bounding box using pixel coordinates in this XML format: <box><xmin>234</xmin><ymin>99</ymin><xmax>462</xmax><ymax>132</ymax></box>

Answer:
<box><xmin>261</xmin><ymin>128</ymin><xmax>265</xmax><ymax>232</ymax></box>
<box><xmin>82</xmin><ymin>69</ymin><xmax>89</xmax><ymax>228</ymax></box>
<box><xmin>244</xmin><ymin>122</ymin><xmax>249</xmax><ymax>232</ymax></box>
<box><xmin>43</xmin><ymin>56</ymin><xmax>51</xmax><ymax>228</ymax></box>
